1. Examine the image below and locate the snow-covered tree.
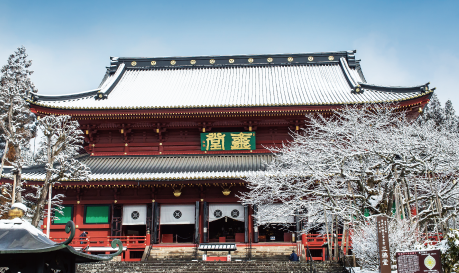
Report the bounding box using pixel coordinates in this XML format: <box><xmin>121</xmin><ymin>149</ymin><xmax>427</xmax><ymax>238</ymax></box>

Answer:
<box><xmin>419</xmin><ymin>94</ymin><xmax>444</xmax><ymax>127</ymax></box>
<box><xmin>351</xmin><ymin>217</ymin><xmax>421</xmax><ymax>270</ymax></box>
<box><xmin>443</xmin><ymin>100</ymin><xmax>458</xmax><ymax>132</ymax></box>
<box><xmin>0</xmin><ymin>46</ymin><xmax>37</xmax><ymax>203</ymax></box>
<box><xmin>30</xmin><ymin>115</ymin><xmax>90</xmax><ymax>227</ymax></box>
<box><xmin>240</xmin><ymin>104</ymin><xmax>459</xmax><ymax>242</ymax></box>
<box><xmin>438</xmin><ymin>229</ymin><xmax>459</xmax><ymax>273</ymax></box>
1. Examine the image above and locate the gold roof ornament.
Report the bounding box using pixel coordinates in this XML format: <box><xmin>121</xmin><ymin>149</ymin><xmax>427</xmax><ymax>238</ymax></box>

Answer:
<box><xmin>328</xmin><ymin>56</ymin><xmax>334</xmax><ymax>61</ymax></box>
<box><xmin>8</xmin><ymin>203</ymin><xmax>27</xmax><ymax>219</ymax></box>
<box><xmin>151</xmin><ymin>61</ymin><xmax>156</xmax><ymax>65</ymax></box>
<box><xmin>222</xmin><ymin>185</ymin><xmax>232</xmax><ymax>196</ymax></box>
<box><xmin>248</xmin><ymin>58</ymin><xmax>254</xmax><ymax>63</ymax></box>
<box><xmin>267</xmin><ymin>57</ymin><xmax>273</xmax><ymax>63</ymax></box>
<box><xmin>308</xmin><ymin>56</ymin><xmax>314</xmax><ymax>61</ymax></box>
<box><xmin>288</xmin><ymin>57</ymin><xmax>293</xmax><ymax>62</ymax></box>
<box><xmin>131</xmin><ymin>61</ymin><xmax>137</xmax><ymax>66</ymax></box>
<box><xmin>172</xmin><ymin>185</ymin><xmax>184</xmax><ymax>197</ymax></box>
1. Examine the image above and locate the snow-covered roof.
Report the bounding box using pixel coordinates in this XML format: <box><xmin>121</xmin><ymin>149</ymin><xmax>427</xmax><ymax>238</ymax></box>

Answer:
<box><xmin>0</xmin><ymin>218</ymin><xmax>122</xmax><ymax>262</ymax></box>
<box><xmin>10</xmin><ymin>154</ymin><xmax>273</xmax><ymax>181</ymax></box>
<box><xmin>29</xmin><ymin>51</ymin><xmax>432</xmax><ymax>110</ymax></box>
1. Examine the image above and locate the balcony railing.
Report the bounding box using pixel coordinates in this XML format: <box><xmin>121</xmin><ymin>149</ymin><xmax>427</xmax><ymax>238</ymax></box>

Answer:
<box><xmin>51</xmin><ymin>235</ymin><xmax>148</xmax><ymax>249</ymax></box>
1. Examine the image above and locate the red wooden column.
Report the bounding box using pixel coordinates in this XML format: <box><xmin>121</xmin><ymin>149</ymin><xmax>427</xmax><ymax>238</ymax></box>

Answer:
<box><xmin>75</xmin><ymin>203</ymin><xmax>84</xmax><ymax>232</ymax></box>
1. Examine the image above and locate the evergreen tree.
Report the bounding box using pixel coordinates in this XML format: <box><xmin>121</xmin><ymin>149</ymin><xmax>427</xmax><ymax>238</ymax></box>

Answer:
<box><xmin>444</xmin><ymin>100</ymin><xmax>458</xmax><ymax>132</ymax></box>
<box><xmin>0</xmin><ymin>46</ymin><xmax>37</xmax><ymax>203</ymax></box>
<box><xmin>419</xmin><ymin>94</ymin><xmax>444</xmax><ymax>126</ymax></box>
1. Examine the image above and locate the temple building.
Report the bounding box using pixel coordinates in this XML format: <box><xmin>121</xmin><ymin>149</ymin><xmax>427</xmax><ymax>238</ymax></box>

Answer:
<box><xmin>8</xmin><ymin>51</ymin><xmax>433</xmax><ymax>261</ymax></box>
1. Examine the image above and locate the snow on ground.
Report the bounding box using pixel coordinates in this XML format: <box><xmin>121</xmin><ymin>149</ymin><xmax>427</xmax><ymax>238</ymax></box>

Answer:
<box><xmin>352</xmin><ymin>268</ymin><xmax>397</xmax><ymax>273</ymax></box>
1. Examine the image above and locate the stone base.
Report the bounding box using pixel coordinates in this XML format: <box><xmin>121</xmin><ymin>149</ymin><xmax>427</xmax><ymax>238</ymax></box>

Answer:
<box><xmin>146</xmin><ymin>244</ymin><xmax>297</xmax><ymax>261</ymax></box>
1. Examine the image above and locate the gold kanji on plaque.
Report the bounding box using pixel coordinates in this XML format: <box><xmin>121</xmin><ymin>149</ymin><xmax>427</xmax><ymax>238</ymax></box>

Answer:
<box><xmin>206</xmin><ymin>133</ymin><xmax>225</xmax><ymax>150</ymax></box>
<box><xmin>230</xmin><ymin>132</ymin><xmax>252</xmax><ymax>150</ymax></box>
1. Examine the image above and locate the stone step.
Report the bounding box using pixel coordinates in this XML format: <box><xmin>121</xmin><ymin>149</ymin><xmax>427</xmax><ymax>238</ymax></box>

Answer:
<box><xmin>77</xmin><ymin>261</ymin><xmax>347</xmax><ymax>273</ymax></box>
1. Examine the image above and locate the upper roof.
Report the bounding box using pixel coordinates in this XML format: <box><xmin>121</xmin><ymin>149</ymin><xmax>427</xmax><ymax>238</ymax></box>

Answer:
<box><xmin>29</xmin><ymin>51</ymin><xmax>432</xmax><ymax>110</ymax></box>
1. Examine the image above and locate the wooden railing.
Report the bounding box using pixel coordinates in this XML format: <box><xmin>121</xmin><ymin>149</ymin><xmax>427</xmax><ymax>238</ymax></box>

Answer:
<box><xmin>52</xmin><ymin>235</ymin><xmax>148</xmax><ymax>249</ymax></box>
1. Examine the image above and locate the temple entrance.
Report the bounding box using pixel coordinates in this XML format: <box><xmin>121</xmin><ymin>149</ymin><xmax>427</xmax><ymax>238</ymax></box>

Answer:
<box><xmin>209</xmin><ymin>217</ymin><xmax>245</xmax><ymax>242</ymax></box>
<box><xmin>121</xmin><ymin>204</ymin><xmax>148</xmax><ymax>237</ymax></box>
<box><xmin>123</xmin><ymin>225</ymin><xmax>147</xmax><ymax>236</ymax></box>
<box><xmin>256</xmin><ymin>203</ymin><xmax>296</xmax><ymax>242</ymax></box>
<box><xmin>159</xmin><ymin>204</ymin><xmax>197</xmax><ymax>244</ymax></box>
<box><xmin>208</xmin><ymin>203</ymin><xmax>245</xmax><ymax>243</ymax></box>
<box><xmin>258</xmin><ymin>224</ymin><xmax>295</xmax><ymax>242</ymax></box>
<box><xmin>160</xmin><ymin>224</ymin><xmax>195</xmax><ymax>243</ymax></box>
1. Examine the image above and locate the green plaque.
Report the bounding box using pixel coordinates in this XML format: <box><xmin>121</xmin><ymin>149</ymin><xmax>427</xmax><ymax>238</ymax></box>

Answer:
<box><xmin>53</xmin><ymin>205</ymin><xmax>72</xmax><ymax>224</ymax></box>
<box><xmin>85</xmin><ymin>205</ymin><xmax>110</xmax><ymax>224</ymax></box>
<box><xmin>201</xmin><ymin>132</ymin><xmax>256</xmax><ymax>151</ymax></box>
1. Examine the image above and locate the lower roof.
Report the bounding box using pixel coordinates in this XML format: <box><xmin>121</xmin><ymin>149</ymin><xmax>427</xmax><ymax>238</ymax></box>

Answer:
<box><xmin>8</xmin><ymin>154</ymin><xmax>273</xmax><ymax>182</ymax></box>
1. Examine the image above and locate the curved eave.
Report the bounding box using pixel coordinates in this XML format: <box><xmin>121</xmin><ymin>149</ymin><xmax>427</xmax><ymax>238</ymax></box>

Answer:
<box><xmin>359</xmin><ymin>83</ymin><xmax>430</xmax><ymax>93</ymax></box>
<box><xmin>66</xmin><ymin>245</ymin><xmax>118</xmax><ymax>262</ymax></box>
<box><xmin>0</xmin><ymin>244</ymin><xmax>66</xmax><ymax>254</ymax></box>
<box><xmin>29</xmin><ymin>90</ymin><xmax>434</xmax><ymax>117</ymax></box>
<box><xmin>30</xmin><ymin>63</ymin><xmax>126</xmax><ymax>102</ymax></box>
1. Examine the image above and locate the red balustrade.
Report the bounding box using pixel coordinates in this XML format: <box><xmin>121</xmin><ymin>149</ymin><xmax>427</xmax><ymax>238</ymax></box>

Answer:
<box><xmin>51</xmin><ymin>235</ymin><xmax>148</xmax><ymax>249</ymax></box>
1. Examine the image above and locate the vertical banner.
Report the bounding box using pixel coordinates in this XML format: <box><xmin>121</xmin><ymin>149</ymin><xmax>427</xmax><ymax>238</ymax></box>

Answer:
<box><xmin>377</xmin><ymin>216</ymin><xmax>391</xmax><ymax>273</ymax></box>
<box><xmin>195</xmin><ymin>201</ymin><xmax>200</xmax><ymax>243</ymax></box>
<box><xmin>244</xmin><ymin>205</ymin><xmax>249</xmax><ymax>243</ymax></box>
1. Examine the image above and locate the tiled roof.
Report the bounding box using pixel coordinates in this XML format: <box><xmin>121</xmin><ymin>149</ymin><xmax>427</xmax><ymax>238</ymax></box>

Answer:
<box><xmin>6</xmin><ymin>154</ymin><xmax>273</xmax><ymax>181</ymax></box>
<box><xmin>30</xmin><ymin>51</ymin><xmax>431</xmax><ymax>110</ymax></box>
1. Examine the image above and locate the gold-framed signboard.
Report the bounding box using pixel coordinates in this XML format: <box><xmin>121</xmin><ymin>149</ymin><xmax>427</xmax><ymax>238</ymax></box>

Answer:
<box><xmin>201</xmin><ymin>132</ymin><xmax>256</xmax><ymax>151</ymax></box>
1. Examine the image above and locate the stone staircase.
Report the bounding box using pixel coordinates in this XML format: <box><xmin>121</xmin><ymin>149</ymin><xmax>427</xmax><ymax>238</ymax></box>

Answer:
<box><xmin>77</xmin><ymin>261</ymin><xmax>349</xmax><ymax>273</ymax></box>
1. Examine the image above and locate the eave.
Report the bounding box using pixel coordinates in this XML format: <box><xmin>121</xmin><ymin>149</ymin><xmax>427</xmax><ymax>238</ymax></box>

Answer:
<box><xmin>29</xmin><ymin>91</ymin><xmax>433</xmax><ymax>120</ymax></box>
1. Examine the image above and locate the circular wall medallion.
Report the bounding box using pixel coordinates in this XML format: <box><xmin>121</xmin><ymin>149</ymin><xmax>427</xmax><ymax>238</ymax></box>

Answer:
<box><xmin>328</xmin><ymin>56</ymin><xmax>334</xmax><ymax>61</ymax></box>
<box><xmin>210</xmin><ymin>59</ymin><xmax>216</xmax><ymax>64</ymax></box>
<box><xmin>288</xmin><ymin>57</ymin><xmax>293</xmax><ymax>62</ymax></box>
<box><xmin>173</xmin><ymin>210</ymin><xmax>182</xmax><ymax>219</ymax></box>
<box><xmin>248</xmin><ymin>58</ymin><xmax>254</xmax><ymax>63</ymax></box>
<box><xmin>170</xmin><ymin>60</ymin><xmax>176</xmax><ymax>65</ymax></box>
<box><xmin>267</xmin><ymin>57</ymin><xmax>273</xmax><ymax>63</ymax></box>
<box><xmin>424</xmin><ymin>255</ymin><xmax>436</xmax><ymax>270</ymax></box>
<box><xmin>131</xmin><ymin>61</ymin><xmax>137</xmax><ymax>66</ymax></box>
<box><xmin>229</xmin><ymin>59</ymin><xmax>235</xmax><ymax>64</ymax></box>
<box><xmin>214</xmin><ymin>210</ymin><xmax>222</xmax><ymax>218</ymax></box>
<box><xmin>308</xmin><ymin>56</ymin><xmax>314</xmax><ymax>61</ymax></box>
<box><xmin>231</xmin><ymin>209</ymin><xmax>240</xmax><ymax>218</ymax></box>
<box><xmin>151</xmin><ymin>61</ymin><xmax>156</xmax><ymax>65</ymax></box>
<box><xmin>190</xmin><ymin>60</ymin><xmax>196</xmax><ymax>65</ymax></box>
<box><xmin>131</xmin><ymin>211</ymin><xmax>140</xmax><ymax>220</ymax></box>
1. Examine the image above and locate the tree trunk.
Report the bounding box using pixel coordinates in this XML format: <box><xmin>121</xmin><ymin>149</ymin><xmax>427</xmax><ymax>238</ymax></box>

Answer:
<box><xmin>15</xmin><ymin>172</ymin><xmax>22</xmax><ymax>203</ymax></box>
<box><xmin>330</xmin><ymin>213</ymin><xmax>334</xmax><ymax>260</ymax></box>
<box><xmin>0</xmin><ymin>140</ymin><xmax>9</xmax><ymax>176</ymax></box>
<box><xmin>324</xmin><ymin>210</ymin><xmax>332</xmax><ymax>261</ymax></box>
<box><xmin>334</xmin><ymin>215</ymin><xmax>338</xmax><ymax>261</ymax></box>
<box><xmin>30</xmin><ymin>177</ymin><xmax>50</xmax><ymax>227</ymax></box>
<box><xmin>31</xmin><ymin>135</ymin><xmax>53</xmax><ymax>227</ymax></box>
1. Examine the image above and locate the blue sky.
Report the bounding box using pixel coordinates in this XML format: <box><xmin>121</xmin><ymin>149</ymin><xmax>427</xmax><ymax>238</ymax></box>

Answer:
<box><xmin>1</xmin><ymin>0</ymin><xmax>458</xmax><ymax>108</ymax></box>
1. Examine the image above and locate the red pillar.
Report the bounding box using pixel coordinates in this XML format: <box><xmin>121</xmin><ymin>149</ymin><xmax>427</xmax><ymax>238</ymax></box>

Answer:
<box><xmin>75</xmin><ymin>203</ymin><xmax>84</xmax><ymax>231</ymax></box>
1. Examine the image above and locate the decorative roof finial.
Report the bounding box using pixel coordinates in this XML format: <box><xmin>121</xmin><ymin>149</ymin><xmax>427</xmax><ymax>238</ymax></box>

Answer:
<box><xmin>8</xmin><ymin>203</ymin><xmax>27</xmax><ymax>219</ymax></box>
